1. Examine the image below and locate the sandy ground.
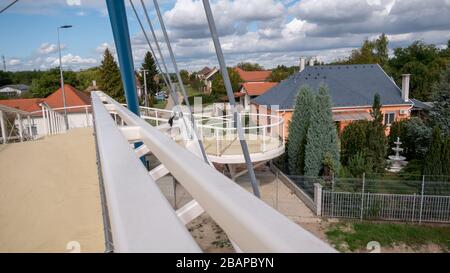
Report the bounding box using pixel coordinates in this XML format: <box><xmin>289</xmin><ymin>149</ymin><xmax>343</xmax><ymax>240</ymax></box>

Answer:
<box><xmin>0</xmin><ymin>128</ymin><xmax>104</xmax><ymax>253</ymax></box>
<box><xmin>156</xmin><ymin>164</ymin><xmax>322</xmax><ymax>252</ymax></box>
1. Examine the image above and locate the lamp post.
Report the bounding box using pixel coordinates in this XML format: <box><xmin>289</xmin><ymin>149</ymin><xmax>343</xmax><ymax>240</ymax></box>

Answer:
<box><xmin>141</xmin><ymin>69</ymin><xmax>149</xmax><ymax>107</ymax></box>
<box><xmin>57</xmin><ymin>24</ymin><xmax>72</xmax><ymax>130</ymax></box>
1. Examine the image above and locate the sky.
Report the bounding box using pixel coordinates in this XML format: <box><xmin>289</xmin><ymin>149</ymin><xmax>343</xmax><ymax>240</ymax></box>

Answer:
<box><xmin>0</xmin><ymin>0</ymin><xmax>449</xmax><ymax>72</ymax></box>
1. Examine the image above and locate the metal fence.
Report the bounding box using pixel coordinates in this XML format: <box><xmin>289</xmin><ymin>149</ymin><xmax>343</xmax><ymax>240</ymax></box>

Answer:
<box><xmin>322</xmin><ymin>191</ymin><xmax>450</xmax><ymax>223</ymax></box>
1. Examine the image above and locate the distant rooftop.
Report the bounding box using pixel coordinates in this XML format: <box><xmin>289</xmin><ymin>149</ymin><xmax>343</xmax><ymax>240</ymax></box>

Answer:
<box><xmin>252</xmin><ymin>64</ymin><xmax>412</xmax><ymax>110</ymax></box>
<box><xmin>0</xmin><ymin>84</ymin><xmax>30</xmax><ymax>92</ymax></box>
<box><xmin>235</xmin><ymin>67</ymin><xmax>272</xmax><ymax>82</ymax></box>
<box><xmin>0</xmin><ymin>84</ymin><xmax>90</xmax><ymax>114</ymax></box>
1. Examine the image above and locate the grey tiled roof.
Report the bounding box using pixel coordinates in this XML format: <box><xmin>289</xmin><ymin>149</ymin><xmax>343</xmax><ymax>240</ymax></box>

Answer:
<box><xmin>252</xmin><ymin>64</ymin><xmax>412</xmax><ymax>110</ymax></box>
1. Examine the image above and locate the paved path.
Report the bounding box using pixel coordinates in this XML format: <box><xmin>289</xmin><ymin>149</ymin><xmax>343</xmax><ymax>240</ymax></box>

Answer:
<box><xmin>0</xmin><ymin>128</ymin><xmax>104</xmax><ymax>253</ymax></box>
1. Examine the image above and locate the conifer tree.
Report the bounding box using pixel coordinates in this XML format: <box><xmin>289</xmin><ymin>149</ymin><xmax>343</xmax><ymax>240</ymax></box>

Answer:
<box><xmin>424</xmin><ymin>127</ymin><xmax>443</xmax><ymax>177</ymax></box>
<box><xmin>304</xmin><ymin>85</ymin><xmax>340</xmax><ymax>176</ymax></box>
<box><xmin>367</xmin><ymin>93</ymin><xmax>387</xmax><ymax>173</ymax></box>
<box><xmin>287</xmin><ymin>86</ymin><xmax>314</xmax><ymax>175</ymax></box>
<box><xmin>98</xmin><ymin>48</ymin><xmax>124</xmax><ymax>102</ymax></box>
<box><xmin>140</xmin><ymin>51</ymin><xmax>159</xmax><ymax>96</ymax></box>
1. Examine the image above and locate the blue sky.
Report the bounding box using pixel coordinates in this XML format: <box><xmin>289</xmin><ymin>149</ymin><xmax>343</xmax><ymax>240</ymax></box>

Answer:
<box><xmin>1</xmin><ymin>0</ymin><xmax>449</xmax><ymax>72</ymax></box>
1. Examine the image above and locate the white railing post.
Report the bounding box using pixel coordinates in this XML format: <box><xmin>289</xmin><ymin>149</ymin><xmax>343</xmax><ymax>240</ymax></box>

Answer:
<box><xmin>360</xmin><ymin>173</ymin><xmax>366</xmax><ymax>221</ymax></box>
<box><xmin>314</xmin><ymin>183</ymin><xmax>323</xmax><ymax>216</ymax></box>
<box><xmin>0</xmin><ymin>110</ymin><xmax>6</xmax><ymax>144</ymax></box>
<box><xmin>41</xmin><ymin>106</ymin><xmax>47</xmax><ymax>136</ymax></box>
<box><xmin>85</xmin><ymin>106</ymin><xmax>89</xmax><ymax>127</ymax></box>
<box><xmin>17</xmin><ymin>113</ymin><xmax>23</xmax><ymax>142</ymax></box>
<box><xmin>155</xmin><ymin>111</ymin><xmax>159</xmax><ymax>126</ymax></box>
<box><xmin>27</xmin><ymin>115</ymin><xmax>33</xmax><ymax>139</ymax></box>
<box><xmin>419</xmin><ymin>175</ymin><xmax>425</xmax><ymax>224</ymax></box>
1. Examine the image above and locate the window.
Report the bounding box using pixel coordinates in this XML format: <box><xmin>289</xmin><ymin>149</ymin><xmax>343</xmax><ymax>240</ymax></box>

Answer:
<box><xmin>384</xmin><ymin>112</ymin><xmax>395</xmax><ymax>126</ymax></box>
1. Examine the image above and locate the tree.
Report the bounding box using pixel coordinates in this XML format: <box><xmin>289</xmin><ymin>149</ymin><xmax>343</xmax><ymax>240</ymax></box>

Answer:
<box><xmin>180</xmin><ymin>69</ymin><xmax>190</xmax><ymax>85</ymax></box>
<box><xmin>98</xmin><ymin>48</ymin><xmax>124</xmax><ymax>102</ymax></box>
<box><xmin>76</xmin><ymin>67</ymin><xmax>100</xmax><ymax>91</ymax></box>
<box><xmin>211</xmin><ymin>68</ymin><xmax>242</xmax><ymax>98</ymax></box>
<box><xmin>341</xmin><ymin>120</ymin><xmax>369</xmax><ymax>166</ymax></box>
<box><xmin>269</xmin><ymin>65</ymin><xmax>298</xmax><ymax>82</ymax></box>
<box><xmin>389</xmin><ymin>41</ymin><xmax>448</xmax><ymax>100</ymax></box>
<box><xmin>140</xmin><ymin>51</ymin><xmax>159</xmax><ymax>96</ymax></box>
<box><xmin>30</xmin><ymin>68</ymin><xmax>79</xmax><ymax>98</ymax></box>
<box><xmin>304</xmin><ymin>85</ymin><xmax>340</xmax><ymax>176</ymax></box>
<box><xmin>336</xmin><ymin>33</ymin><xmax>390</xmax><ymax>70</ymax></box>
<box><xmin>287</xmin><ymin>86</ymin><xmax>315</xmax><ymax>175</ymax></box>
<box><xmin>237</xmin><ymin>62</ymin><xmax>263</xmax><ymax>71</ymax></box>
<box><xmin>424</xmin><ymin>127</ymin><xmax>443</xmax><ymax>177</ymax></box>
<box><xmin>366</xmin><ymin>93</ymin><xmax>387</xmax><ymax>173</ymax></box>
<box><xmin>388</xmin><ymin>117</ymin><xmax>431</xmax><ymax>160</ymax></box>
<box><xmin>0</xmin><ymin>71</ymin><xmax>13</xmax><ymax>86</ymax></box>
<box><xmin>429</xmin><ymin>66</ymin><xmax>450</xmax><ymax>136</ymax></box>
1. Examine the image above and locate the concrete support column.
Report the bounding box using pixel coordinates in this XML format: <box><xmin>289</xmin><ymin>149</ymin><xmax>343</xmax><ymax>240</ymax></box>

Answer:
<box><xmin>314</xmin><ymin>183</ymin><xmax>323</xmax><ymax>216</ymax></box>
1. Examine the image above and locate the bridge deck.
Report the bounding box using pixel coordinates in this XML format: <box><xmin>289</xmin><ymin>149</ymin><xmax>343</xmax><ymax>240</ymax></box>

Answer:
<box><xmin>0</xmin><ymin>128</ymin><xmax>104</xmax><ymax>252</ymax></box>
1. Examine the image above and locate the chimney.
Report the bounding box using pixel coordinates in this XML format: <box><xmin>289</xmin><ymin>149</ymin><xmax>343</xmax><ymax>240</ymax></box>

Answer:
<box><xmin>309</xmin><ymin>57</ymin><xmax>315</xmax><ymax>67</ymax></box>
<box><xmin>92</xmin><ymin>80</ymin><xmax>97</xmax><ymax>87</ymax></box>
<box><xmin>401</xmin><ymin>74</ymin><xmax>410</xmax><ymax>102</ymax></box>
<box><xmin>300</xmin><ymin>57</ymin><xmax>305</xmax><ymax>72</ymax></box>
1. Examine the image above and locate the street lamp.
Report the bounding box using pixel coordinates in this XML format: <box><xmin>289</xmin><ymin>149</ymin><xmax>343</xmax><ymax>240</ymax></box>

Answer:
<box><xmin>57</xmin><ymin>24</ymin><xmax>72</xmax><ymax>130</ymax></box>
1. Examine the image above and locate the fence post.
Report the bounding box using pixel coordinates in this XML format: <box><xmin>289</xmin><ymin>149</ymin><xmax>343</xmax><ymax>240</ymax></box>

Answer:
<box><xmin>360</xmin><ymin>173</ymin><xmax>366</xmax><ymax>221</ymax></box>
<box><xmin>419</xmin><ymin>175</ymin><xmax>425</xmax><ymax>224</ymax></box>
<box><xmin>314</xmin><ymin>183</ymin><xmax>323</xmax><ymax>216</ymax></box>
<box><xmin>17</xmin><ymin>113</ymin><xmax>23</xmax><ymax>142</ymax></box>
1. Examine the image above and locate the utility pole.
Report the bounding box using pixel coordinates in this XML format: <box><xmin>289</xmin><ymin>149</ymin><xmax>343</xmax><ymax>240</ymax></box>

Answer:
<box><xmin>2</xmin><ymin>55</ymin><xmax>5</xmax><ymax>71</ymax></box>
<box><xmin>141</xmin><ymin>69</ymin><xmax>149</xmax><ymax>107</ymax></box>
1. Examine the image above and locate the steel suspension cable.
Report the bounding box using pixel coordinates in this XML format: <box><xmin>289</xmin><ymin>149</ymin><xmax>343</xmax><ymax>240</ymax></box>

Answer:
<box><xmin>200</xmin><ymin>0</ymin><xmax>261</xmax><ymax>197</ymax></box>
<box><xmin>129</xmin><ymin>0</ymin><xmax>194</xmax><ymax>150</ymax></box>
<box><xmin>129</xmin><ymin>0</ymin><xmax>178</xmax><ymax>105</ymax></box>
<box><xmin>131</xmin><ymin>0</ymin><xmax>209</xmax><ymax>164</ymax></box>
<box><xmin>147</xmin><ymin>0</ymin><xmax>209</xmax><ymax>163</ymax></box>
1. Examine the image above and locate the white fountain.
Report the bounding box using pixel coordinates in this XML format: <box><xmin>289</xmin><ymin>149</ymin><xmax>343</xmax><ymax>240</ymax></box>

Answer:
<box><xmin>387</xmin><ymin>137</ymin><xmax>408</xmax><ymax>173</ymax></box>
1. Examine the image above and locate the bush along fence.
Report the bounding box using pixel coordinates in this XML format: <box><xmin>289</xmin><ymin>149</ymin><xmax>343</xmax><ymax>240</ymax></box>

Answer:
<box><xmin>270</xmin><ymin>164</ymin><xmax>450</xmax><ymax>224</ymax></box>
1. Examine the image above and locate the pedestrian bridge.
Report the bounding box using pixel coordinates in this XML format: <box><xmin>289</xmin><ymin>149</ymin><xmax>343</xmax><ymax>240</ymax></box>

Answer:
<box><xmin>0</xmin><ymin>91</ymin><xmax>335</xmax><ymax>253</ymax></box>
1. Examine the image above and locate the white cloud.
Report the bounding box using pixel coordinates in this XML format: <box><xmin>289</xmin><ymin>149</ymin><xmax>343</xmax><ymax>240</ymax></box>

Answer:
<box><xmin>66</xmin><ymin>0</ymin><xmax>82</xmax><ymax>6</ymax></box>
<box><xmin>38</xmin><ymin>43</ymin><xmax>64</xmax><ymax>55</ymax></box>
<box><xmin>8</xmin><ymin>59</ymin><xmax>22</xmax><ymax>66</ymax></box>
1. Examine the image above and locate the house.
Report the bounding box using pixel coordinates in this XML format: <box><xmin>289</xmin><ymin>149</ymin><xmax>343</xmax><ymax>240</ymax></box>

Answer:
<box><xmin>251</xmin><ymin>63</ymin><xmax>413</xmax><ymax>138</ymax></box>
<box><xmin>0</xmin><ymin>84</ymin><xmax>92</xmax><ymax>136</ymax></box>
<box><xmin>234</xmin><ymin>67</ymin><xmax>277</xmax><ymax>110</ymax></box>
<box><xmin>0</xmin><ymin>84</ymin><xmax>30</xmax><ymax>97</ymax></box>
<box><xmin>238</xmin><ymin>82</ymin><xmax>278</xmax><ymax>110</ymax></box>
<box><xmin>196</xmin><ymin>66</ymin><xmax>219</xmax><ymax>93</ymax></box>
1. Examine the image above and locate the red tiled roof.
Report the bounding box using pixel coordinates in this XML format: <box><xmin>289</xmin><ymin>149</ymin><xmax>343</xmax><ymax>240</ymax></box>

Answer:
<box><xmin>235</xmin><ymin>67</ymin><xmax>272</xmax><ymax>82</ymax></box>
<box><xmin>0</xmin><ymin>98</ymin><xmax>43</xmax><ymax>113</ymax></box>
<box><xmin>0</xmin><ymin>84</ymin><xmax>91</xmax><ymax>115</ymax></box>
<box><xmin>45</xmin><ymin>84</ymin><xmax>91</xmax><ymax>110</ymax></box>
<box><xmin>241</xmin><ymin>82</ymin><xmax>278</xmax><ymax>96</ymax></box>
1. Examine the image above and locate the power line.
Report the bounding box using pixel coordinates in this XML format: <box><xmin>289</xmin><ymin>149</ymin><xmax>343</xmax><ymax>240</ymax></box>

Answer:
<box><xmin>0</xmin><ymin>0</ymin><xmax>19</xmax><ymax>14</ymax></box>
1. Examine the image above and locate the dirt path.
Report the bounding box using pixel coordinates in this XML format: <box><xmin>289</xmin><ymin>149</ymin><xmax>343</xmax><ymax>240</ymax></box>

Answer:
<box><xmin>0</xmin><ymin>128</ymin><xmax>104</xmax><ymax>253</ymax></box>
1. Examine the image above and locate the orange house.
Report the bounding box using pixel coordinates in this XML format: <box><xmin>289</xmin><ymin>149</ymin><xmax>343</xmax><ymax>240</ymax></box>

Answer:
<box><xmin>251</xmin><ymin>64</ymin><xmax>413</xmax><ymax>138</ymax></box>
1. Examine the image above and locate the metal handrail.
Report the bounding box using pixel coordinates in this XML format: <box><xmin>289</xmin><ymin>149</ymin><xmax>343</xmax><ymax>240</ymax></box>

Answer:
<box><xmin>92</xmin><ymin>91</ymin><xmax>201</xmax><ymax>252</ymax></box>
<box><xmin>93</xmin><ymin>90</ymin><xmax>336</xmax><ymax>252</ymax></box>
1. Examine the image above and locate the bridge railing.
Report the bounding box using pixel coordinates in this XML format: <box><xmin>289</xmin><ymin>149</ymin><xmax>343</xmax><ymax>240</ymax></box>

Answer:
<box><xmin>92</xmin><ymin>90</ymin><xmax>336</xmax><ymax>253</ymax></box>
<box><xmin>0</xmin><ymin>104</ymin><xmax>35</xmax><ymax>144</ymax></box>
<box><xmin>138</xmin><ymin>106</ymin><xmax>285</xmax><ymax>157</ymax></box>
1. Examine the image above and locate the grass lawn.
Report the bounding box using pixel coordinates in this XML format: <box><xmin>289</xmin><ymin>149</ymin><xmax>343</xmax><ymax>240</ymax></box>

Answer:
<box><xmin>326</xmin><ymin>221</ymin><xmax>450</xmax><ymax>252</ymax></box>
